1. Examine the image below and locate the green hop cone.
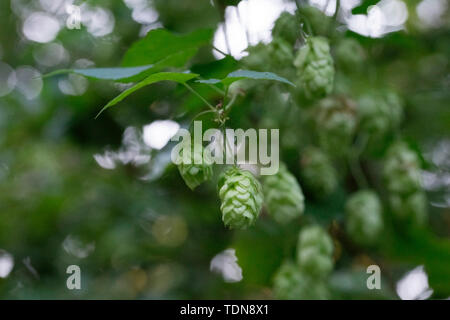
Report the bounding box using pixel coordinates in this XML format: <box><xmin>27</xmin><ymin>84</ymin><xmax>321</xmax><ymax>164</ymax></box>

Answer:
<box><xmin>294</xmin><ymin>36</ymin><xmax>335</xmax><ymax>100</ymax></box>
<box><xmin>263</xmin><ymin>163</ymin><xmax>305</xmax><ymax>224</ymax></box>
<box><xmin>383</xmin><ymin>142</ymin><xmax>422</xmax><ymax>195</ymax></box>
<box><xmin>177</xmin><ymin>143</ymin><xmax>213</xmax><ymax>190</ymax></box>
<box><xmin>218</xmin><ymin>166</ymin><xmax>263</xmax><ymax>229</ymax></box>
<box><xmin>269</xmin><ymin>37</ymin><xmax>294</xmax><ymax>69</ymax></box>
<box><xmin>296</xmin><ymin>225</ymin><xmax>334</xmax><ymax>278</ymax></box>
<box><xmin>241</xmin><ymin>43</ymin><xmax>271</xmax><ymax>71</ymax></box>
<box><xmin>272</xmin><ymin>12</ymin><xmax>299</xmax><ymax>45</ymax></box>
<box><xmin>300</xmin><ymin>147</ymin><xmax>338</xmax><ymax>198</ymax></box>
<box><xmin>273</xmin><ymin>261</ymin><xmax>330</xmax><ymax>300</ymax></box>
<box><xmin>335</xmin><ymin>38</ymin><xmax>366</xmax><ymax>70</ymax></box>
<box><xmin>358</xmin><ymin>91</ymin><xmax>403</xmax><ymax>140</ymax></box>
<box><xmin>389</xmin><ymin>192</ymin><xmax>427</xmax><ymax>226</ymax></box>
<box><xmin>315</xmin><ymin>96</ymin><xmax>357</xmax><ymax>156</ymax></box>
<box><xmin>345</xmin><ymin>190</ymin><xmax>384</xmax><ymax>246</ymax></box>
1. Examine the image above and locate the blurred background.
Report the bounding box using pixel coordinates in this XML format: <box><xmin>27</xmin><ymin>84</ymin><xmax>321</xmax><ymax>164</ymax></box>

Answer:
<box><xmin>0</xmin><ymin>0</ymin><xmax>449</xmax><ymax>299</ymax></box>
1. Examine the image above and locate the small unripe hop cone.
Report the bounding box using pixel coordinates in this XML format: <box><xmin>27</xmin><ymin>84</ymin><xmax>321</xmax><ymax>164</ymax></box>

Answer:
<box><xmin>263</xmin><ymin>163</ymin><xmax>305</xmax><ymax>224</ymax></box>
<box><xmin>177</xmin><ymin>143</ymin><xmax>213</xmax><ymax>190</ymax></box>
<box><xmin>294</xmin><ymin>36</ymin><xmax>335</xmax><ymax>100</ymax></box>
<box><xmin>218</xmin><ymin>166</ymin><xmax>263</xmax><ymax>229</ymax></box>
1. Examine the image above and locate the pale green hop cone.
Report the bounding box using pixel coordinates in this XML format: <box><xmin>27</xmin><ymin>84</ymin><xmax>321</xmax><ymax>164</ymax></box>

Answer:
<box><xmin>177</xmin><ymin>144</ymin><xmax>213</xmax><ymax>190</ymax></box>
<box><xmin>273</xmin><ymin>261</ymin><xmax>330</xmax><ymax>300</ymax></box>
<box><xmin>296</xmin><ymin>225</ymin><xmax>334</xmax><ymax>278</ymax></box>
<box><xmin>294</xmin><ymin>36</ymin><xmax>335</xmax><ymax>100</ymax></box>
<box><xmin>345</xmin><ymin>190</ymin><xmax>384</xmax><ymax>246</ymax></box>
<box><xmin>300</xmin><ymin>147</ymin><xmax>338</xmax><ymax>198</ymax></box>
<box><xmin>263</xmin><ymin>163</ymin><xmax>305</xmax><ymax>224</ymax></box>
<box><xmin>218</xmin><ymin>166</ymin><xmax>263</xmax><ymax>229</ymax></box>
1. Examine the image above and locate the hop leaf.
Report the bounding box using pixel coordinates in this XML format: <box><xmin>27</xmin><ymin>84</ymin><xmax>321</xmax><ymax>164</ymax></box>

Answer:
<box><xmin>218</xmin><ymin>166</ymin><xmax>263</xmax><ymax>229</ymax></box>
<box><xmin>383</xmin><ymin>142</ymin><xmax>422</xmax><ymax>195</ymax></box>
<box><xmin>272</xmin><ymin>12</ymin><xmax>299</xmax><ymax>45</ymax></box>
<box><xmin>300</xmin><ymin>147</ymin><xmax>338</xmax><ymax>198</ymax></box>
<box><xmin>294</xmin><ymin>36</ymin><xmax>335</xmax><ymax>99</ymax></box>
<box><xmin>273</xmin><ymin>261</ymin><xmax>330</xmax><ymax>300</ymax></box>
<box><xmin>296</xmin><ymin>225</ymin><xmax>334</xmax><ymax>278</ymax></box>
<box><xmin>263</xmin><ymin>163</ymin><xmax>305</xmax><ymax>224</ymax></box>
<box><xmin>314</xmin><ymin>96</ymin><xmax>357</xmax><ymax>156</ymax></box>
<box><xmin>345</xmin><ymin>190</ymin><xmax>384</xmax><ymax>246</ymax></box>
<box><xmin>177</xmin><ymin>143</ymin><xmax>213</xmax><ymax>190</ymax></box>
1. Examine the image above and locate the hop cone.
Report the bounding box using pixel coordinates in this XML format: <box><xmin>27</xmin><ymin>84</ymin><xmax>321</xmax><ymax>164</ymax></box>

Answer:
<box><xmin>218</xmin><ymin>166</ymin><xmax>263</xmax><ymax>229</ymax></box>
<box><xmin>241</xmin><ymin>43</ymin><xmax>271</xmax><ymax>71</ymax></box>
<box><xmin>315</xmin><ymin>96</ymin><xmax>357</xmax><ymax>156</ymax></box>
<box><xmin>296</xmin><ymin>225</ymin><xmax>334</xmax><ymax>278</ymax></box>
<box><xmin>300</xmin><ymin>147</ymin><xmax>338</xmax><ymax>198</ymax></box>
<box><xmin>335</xmin><ymin>38</ymin><xmax>366</xmax><ymax>70</ymax></box>
<box><xmin>269</xmin><ymin>37</ymin><xmax>294</xmax><ymax>69</ymax></box>
<box><xmin>177</xmin><ymin>144</ymin><xmax>213</xmax><ymax>190</ymax></box>
<box><xmin>345</xmin><ymin>190</ymin><xmax>384</xmax><ymax>246</ymax></box>
<box><xmin>263</xmin><ymin>163</ymin><xmax>305</xmax><ymax>224</ymax></box>
<box><xmin>294</xmin><ymin>36</ymin><xmax>335</xmax><ymax>100</ymax></box>
<box><xmin>273</xmin><ymin>261</ymin><xmax>329</xmax><ymax>300</ymax></box>
<box><xmin>383</xmin><ymin>142</ymin><xmax>422</xmax><ymax>195</ymax></box>
<box><xmin>272</xmin><ymin>12</ymin><xmax>299</xmax><ymax>45</ymax></box>
<box><xmin>358</xmin><ymin>91</ymin><xmax>403</xmax><ymax>138</ymax></box>
<box><xmin>389</xmin><ymin>192</ymin><xmax>427</xmax><ymax>225</ymax></box>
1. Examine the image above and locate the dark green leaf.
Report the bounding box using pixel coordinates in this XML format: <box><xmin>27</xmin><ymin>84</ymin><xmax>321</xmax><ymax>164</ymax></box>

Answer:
<box><xmin>121</xmin><ymin>28</ymin><xmax>214</xmax><ymax>67</ymax></box>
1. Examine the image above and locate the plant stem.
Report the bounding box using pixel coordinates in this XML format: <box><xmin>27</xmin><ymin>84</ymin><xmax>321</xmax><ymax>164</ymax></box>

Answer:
<box><xmin>348</xmin><ymin>133</ymin><xmax>369</xmax><ymax>189</ymax></box>
<box><xmin>183</xmin><ymin>83</ymin><xmax>216</xmax><ymax>111</ymax></box>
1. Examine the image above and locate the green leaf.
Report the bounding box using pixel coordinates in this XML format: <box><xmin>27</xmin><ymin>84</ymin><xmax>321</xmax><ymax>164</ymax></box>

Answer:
<box><xmin>43</xmin><ymin>65</ymin><xmax>155</xmax><ymax>82</ymax></box>
<box><xmin>96</xmin><ymin>72</ymin><xmax>199</xmax><ymax>118</ymax></box>
<box><xmin>121</xmin><ymin>28</ymin><xmax>214</xmax><ymax>67</ymax></box>
<box><xmin>196</xmin><ymin>69</ymin><xmax>295</xmax><ymax>87</ymax></box>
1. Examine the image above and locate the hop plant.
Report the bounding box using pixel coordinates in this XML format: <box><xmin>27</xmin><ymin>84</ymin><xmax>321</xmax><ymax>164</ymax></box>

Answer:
<box><xmin>296</xmin><ymin>225</ymin><xmax>334</xmax><ymax>278</ymax></box>
<box><xmin>294</xmin><ymin>36</ymin><xmax>335</xmax><ymax>100</ymax></box>
<box><xmin>300</xmin><ymin>147</ymin><xmax>338</xmax><ymax>198</ymax></box>
<box><xmin>218</xmin><ymin>166</ymin><xmax>263</xmax><ymax>229</ymax></box>
<box><xmin>241</xmin><ymin>43</ymin><xmax>271</xmax><ymax>71</ymax></box>
<box><xmin>273</xmin><ymin>261</ymin><xmax>329</xmax><ymax>300</ymax></box>
<box><xmin>314</xmin><ymin>96</ymin><xmax>357</xmax><ymax>156</ymax></box>
<box><xmin>177</xmin><ymin>143</ymin><xmax>213</xmax><ymax>190</ymax></box>
<box><xmin>345</xmin><ymin>190</ymin><xmax>384</xmax><ymax>246</ymax></box>
<box><xmin>335</xmin><ymin>38</ymin><xmax>366</xmax><ymax>70</ymax></box>
<box><xmin>269</xmin><ymin>37</ymin><xmax>294</xmax><ymax>69</ymax></box>
<box><xmin>263</xmin><ymin>163</ymin><xmax>305</xmax><ymax>224</ymax></box>
<box><xmin>358</xmin><ymin>91</ymin><xmax>403</xmax><ymax>140</ymax></box>
<box><xmin>272</xmin><ymin>12</ymin><xmax>299</xmax><ymax>45</ymax></box>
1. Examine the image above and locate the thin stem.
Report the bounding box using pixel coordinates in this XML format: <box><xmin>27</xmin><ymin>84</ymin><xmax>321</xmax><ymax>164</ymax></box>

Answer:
<box><xmin>348</xmin><ymin>133</ymin><xmax>369</xmax><ymax>189</ymax></box>
<box><xmin>183</xmin><ymin>83</ymin><xmax>216</xmax><ymax>111</ymax></box>
<box><xmin>212</xmin><ymin>45</ymin><xmax>230</xmax><ymax>58</ymax></box>
<box><xmin>189</xmin><ymin>110</ymin><xmax>216</xmax><ymax>130</ymax></box>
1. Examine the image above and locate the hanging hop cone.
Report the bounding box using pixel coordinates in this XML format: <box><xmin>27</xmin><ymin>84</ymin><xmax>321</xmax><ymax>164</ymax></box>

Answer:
<box><xmin>383</xmin><ymin>142</ymin><xmax>422</xmax><ymax>195</ymax></box>
<box><xmin>218</xmin><ymin>166</ymin><xmax>263</xmax><ymax>229</ymax></box>
<box><xmin>358</xmin><ymin>91</ymin><xmax>403</xmax><ymax>139</ymax></box>
<box><xmin>314</xmin><ymin>96</ymin><xmax>357</xmax><ymax>156</ymax></box>
<box><xmin>296</xmin><ymin>225</ymin><xmax>334</xmax><ymax>278</ymax></box>
<box><xmin>300</xmin><ymin>147</ymin><xmax>338</xmax><ymax>198</ymax></box>
<box><xmin>272</xmin><ymin>12</ymin><xmax>299</xmax><ymax>45</ymax></box>
<box><xmin>273</xmin><ymin>261</ymin><xmax>329</xmax><ymax>300</ymax></box>
<box><xmin>294</xmin><ymin>36</ymin><xmax>335</xmax><ymax>100</ymax></box>
<box><xmin>263</xmin><ymin>163</ymin><xmax>305</xmax><ymax>224</ymax></box>
<box><xmin>335</xmin><ymin>38</ymin><xmax>366</xmax><ymax>71</ymax></box>
<box><xmin>389</xmin><ymin>191</ymin><xmax>427</xmax><ymax>226</ymax></box>
<box><xmin>345</xmin><ymin>190</ymin><xmax>384</xmax><ymax>246</ymax></box>
<box><xmin>177</xmin><ymin>142</ymin><xmax>213</xmax><ymax>190</ymax></box>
